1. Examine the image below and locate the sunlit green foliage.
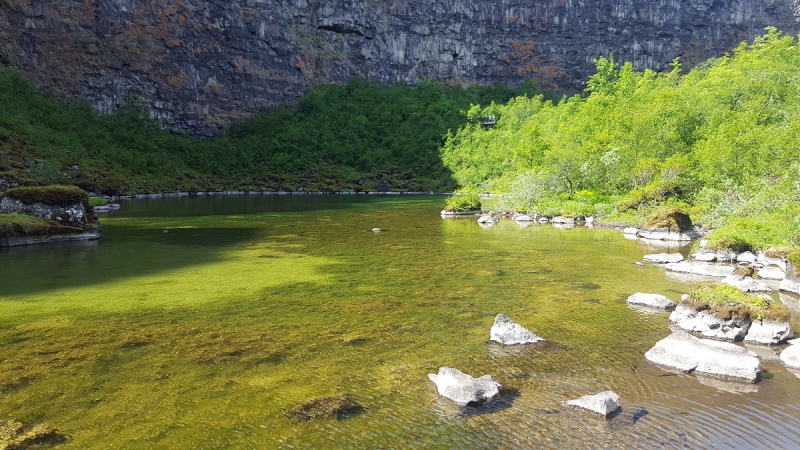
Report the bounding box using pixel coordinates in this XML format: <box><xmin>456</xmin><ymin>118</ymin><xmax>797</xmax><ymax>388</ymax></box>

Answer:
<box><xmin>444</xmin><ymin>193</ymin><xmax>481</xmax><ymax>211</ymax></box>
<box><xmin>0</xmin><ymin>71</ymin><xmax>518</xmax><ymax>194</ymax></box>
<box><xmin>441</xmin><ymin>28</ymin><xmax>800</xmax><ymax>250</ymax></box>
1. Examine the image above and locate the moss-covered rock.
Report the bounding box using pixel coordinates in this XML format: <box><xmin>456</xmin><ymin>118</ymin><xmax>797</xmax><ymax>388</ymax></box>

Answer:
<box><xmin>1</xmin><ymin>186</ymin><xmax>88</xmax><ymax>208</ymax></box>
<box><xmin>733</xmin><ymin>266</ymin><xmax>756</xmax><ymax>278</ymax></box>
<box><xmin>642</xmin><ymin>206</ymin><xmax>693</xmax><ymax>231</ymax></box>
<box><xmin>0</xmin><ymin>186</ymin><xmax>98</xmax><ymax>230</ymax></box>
<box><xmin>685</xmin><ymin>283</ymin><xmax>790</xmax><ymax>322</ymax></box>
<box><xmin>284</xmin><ymin>394</ymin><xmax>364</xmax><ymax>423</ymax></box>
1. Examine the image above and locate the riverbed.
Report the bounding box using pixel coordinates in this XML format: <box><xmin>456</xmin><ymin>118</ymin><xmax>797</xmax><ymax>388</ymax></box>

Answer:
<box><xmin>1</xmin><ymin>195</ymin><xmax>799</xmax><ymax>448</ymax></box>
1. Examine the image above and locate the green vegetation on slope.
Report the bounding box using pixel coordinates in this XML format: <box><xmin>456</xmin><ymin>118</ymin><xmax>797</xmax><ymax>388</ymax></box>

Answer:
<box><xmin>0</xmin><ymin>73</ymin><xmax>522</xmax><ymax>195</ymax></box>
<box><xmin>441</xmin><ymin>28</ymin><xmax>800</xmax><ymax>251</ymax></box>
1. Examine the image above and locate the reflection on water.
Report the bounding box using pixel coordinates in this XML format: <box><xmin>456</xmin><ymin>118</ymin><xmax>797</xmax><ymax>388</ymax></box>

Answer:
<box><xmin>1</xmin><ymin>195</ymin><xmax>800</xmax><ymax>449</ymax></box>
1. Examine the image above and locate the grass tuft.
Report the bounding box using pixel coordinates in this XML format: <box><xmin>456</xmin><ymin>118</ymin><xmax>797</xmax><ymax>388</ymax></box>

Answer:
<box><xmin>684</xmin><ymin>283</ymin><xmax>790</xmax><ymax>322</ymax></box>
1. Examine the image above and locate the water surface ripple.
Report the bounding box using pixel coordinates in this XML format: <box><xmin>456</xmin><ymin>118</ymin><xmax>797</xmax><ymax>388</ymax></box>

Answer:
<box><xmin>1</xmin><ymin>195</ymin><xmax>799</xmax><ymax>449</ymax></box>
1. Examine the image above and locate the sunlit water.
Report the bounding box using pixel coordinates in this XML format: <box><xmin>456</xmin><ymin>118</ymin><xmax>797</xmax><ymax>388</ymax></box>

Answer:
<box><xmin>2</xmin><ymin>195</ymin><xmax>800</xmax><ymax>449</ymax></box>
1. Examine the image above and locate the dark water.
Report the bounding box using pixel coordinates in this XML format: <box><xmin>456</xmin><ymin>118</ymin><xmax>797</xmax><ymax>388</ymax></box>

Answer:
<box><xmin>1</xmin><ymin>195</ymin><xmax>799</xmax><ymax>449</ymax></box>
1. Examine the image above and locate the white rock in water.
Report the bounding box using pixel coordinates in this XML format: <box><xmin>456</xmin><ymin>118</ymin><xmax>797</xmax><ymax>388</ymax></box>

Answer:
<box><xmin>427</xmin><ymin>367</ymin><xmax>503</xmax><ymax>406</ymax></box>
<box><xmin>757</xmin><ymin>252</ymin><xmax>787</xmax><ymax>270</ymax></box>
<box><xmin>552</xmin><ymin>216</ymin><xmax>575</xmax><ymax>224</ymax></box>
<box><xmin>744</xmin><ymin>320</ymin><xmax>794</xmax><ymax>345</ymax></box>
<box><xmin>538</xmin><ymin>217</ymin><xmax>549</xmax><ymax>223</ymax></box>
<box><xmin>759</xmin><ymin>266</ymin><xmax>786</xmax><ymax>280</ymax></box>
<box><xmin>371</xmin><ymin>228</ymin><xmax>382</xmax><ymax>232</ymax></box>
<box><xmin>626</xmin><ymin>293</ymin><xmax>677</xmax><ymax>310</ymax></box>
<box><xmin>780</xmin><ymin>344</ymin><xmax>800</xmax><ymax>369</ymax></box>
<box><xmin>643</xmin><ymin>253</ymin><xmax>684</xmax><ymax>264</ymax></box>
<box><xmin>490</xmin><ymin>314</ymin><xmax>546</xmax><ymax>345</ymax></box>
<box><xmin>722</xmin><ymin>274</ymin><xmax>772</xmax><ymax>292</ymax></box>
<box><xmin>645</xmin><ymin>332</ymin><xmax>762</xmax><ymax>383</ymax></box>
<box><xmin>665</xmin><ymin>261</ymin><xmax>736</xmax><ymax>278</ymax></box>
<box><xmin>585</xmin><ymin>216</ymin><xmax>595</xmax><ymax>224</ymax></box>
<box><xmin>623</xmin><ymin>227</ymin><xmax>639</xmax><ymax>235</ymax></box>
<box><xmin>715</xmin><ymin>250</ymin><xmax>738</xmax><ymax>263</ymax></box>
<box><xmin>477</xmin><ymin>216</ymin><xmax>497</xmax><ymax>224</ymax></box>
<box><xmin>638</xmin><ymin>228</ymin><xmax>701</xmax><ymax>241</ymax></box>
<box><xmin>514</xmin><ymin>214</ymin><xmax>533</xmax><ymax>222</ymax></box>
<box><xmin>669</xmin><ymin>305</ymin><xmax>751</xmax><ymax>341</ymax></box>
<box><xmin>737</xmin><ymin>251</ymin><xmax>757</xmax><ymax>263</ymax></box>
<box><xmin>693</xmin><ymin>250</ymin><xmax>717</xmax><ymax>262</ymax></box>
<box><xmin>562</xmin><ymin>391</ymin><xmax>621</xmax><ymax>417</ymax></box>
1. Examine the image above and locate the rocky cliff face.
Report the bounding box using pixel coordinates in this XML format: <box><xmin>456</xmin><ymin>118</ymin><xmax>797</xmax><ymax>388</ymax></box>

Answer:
<box><xmin>1</xmin><ymin>0</ymin><xmax>798</xmax><ymax>136</ymax></box>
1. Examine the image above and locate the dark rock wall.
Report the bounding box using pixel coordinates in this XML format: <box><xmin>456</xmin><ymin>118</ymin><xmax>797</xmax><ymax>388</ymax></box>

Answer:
<box><xmin>1</xmin><ymin>0</ymin><xmax>798</xmax><ymax>136</ymax></box>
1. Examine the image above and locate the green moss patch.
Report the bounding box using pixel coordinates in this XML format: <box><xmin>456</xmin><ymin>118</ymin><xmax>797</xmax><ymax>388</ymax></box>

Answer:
<box><xmin>0</xmin><ymin>213</ymin><xmax>82</xmax><ymax>237</ymax></box>
<box><xmin>642</xmin><ymin>206</ymin><xmax>693</xmax><ymax>231</ymax></box>
<box><xmin>284</xmin><ymin>394</ymin><xmax>363</xmax><ymax>423</ymax></box>
<box><xmin>685</xmin><ymin>283</ymin><xmax>790</xmax><ymax>322</ymax></box>
<box><xmin>1</xmin><ymin>186</ymin><xmax>88</xmax><ymax>208</ymax></box>
<box><xmin>787</xmin><ymin>250</ymin><xmax>800</xmax><ymax>277</ymax></box>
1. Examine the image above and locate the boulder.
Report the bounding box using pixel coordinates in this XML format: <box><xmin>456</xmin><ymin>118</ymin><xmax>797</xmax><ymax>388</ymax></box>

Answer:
<box><xmin>759</xmin><ymin>266</ymin><xmax>786</xmax><ymax>280</ymax></box>
<box><xmin>552</xmin><ymin>216</ymin><xmax>575</xmax><ymax>224</ymax></box>
<box><xmin>644</xmin><ymin>331</ymin><xmax>762</xmax><ymax>383</ymax></box>
<box><xmin>284</xmin><ymin>394</ymin><xmax>364</xmax><ymax>422</ymax></box>
<box><xmin>693</xmin><ymin>250</ymin><xmax>717</xmax><ymax>262</ymax></box>
<box><xmin>489</xmin><ymin>314</ymin><xmax>546</xmax><ymax>345</ymax></box>
<box><xmin>585</xmin><ymin>216</ymin><xmax>595</xmax><ymax>224</ymax></box>
<box><xmin>643</xmin><ymin>253</ymin><xmax>684</xmax><ymax>264</ymax></box>
<box><xmin>538</xmin><ymin>217</ymin><xmax>549</xmax><ymax>223</ymax></box>
<box><xmin>722</xmin><ymin>274</ymin><xmax>772</xmax><ymax>292</ymax></box>
<box><xmin>562</xmin><ymin>391</ymin><xmax>621</xmax><ymax>417</ymax></box>
<box><xmin>669</xmin><ymin>305</ymin><xmax>751</xmax><ymax>341</ymax></box>
<box><xmin>737</xmin><ymin>251</ymin><xmax>757</xmax><ymax>263</ymax></box>
<box><xmin>757</xmin><ymin>252</ymin><xmax>787</xmax><ymax>271</ymax></box>
<box><xmin>513</xmin><ymin>214</ymin><xmax>533</xmax><ymax>222</ymax></box>
<box><xmin>623</xmin><ymin>227</ymin><xmax>639</xmax><ymax>235</ymax></box>
<box><xmin>626</xmin><ymin>292</ymin><xmax>677</xmax><ymax>310</ymax></box>
<box><xmin>779</xmin><ymin>260</ymin><xmax>800</xmax><ymax>295</ymax></box>
<box><xmin>428</xmin><ymin>367</ymin><xmax>502</xmax><ymax>406</ymax></box>
<box><xmin>780</xmin><ymin>344</ymin><xmax>800</xmax><ymax>369</ymax></box>
<box><xmin>743</xmin><ymin>320</ymin><xmax>794</xmax><ymax>345</ymax></box>
<box><xmin>665</xmin><ymin>261</ymin><xmax>736</xmax><ymax>278</ymax></box>
<box><xmin>477</xmin><ymin>216</ymin><xmax>497</xmax><ymax>224</ymax></box>
<box><xmin>638</xmin><ymin>228</ymin><xmax>701</xmax><ymax>241</ymax></box>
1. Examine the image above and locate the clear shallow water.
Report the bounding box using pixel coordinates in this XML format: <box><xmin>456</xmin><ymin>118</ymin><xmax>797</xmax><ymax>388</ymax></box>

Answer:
<box><xmin>1</xmin><ymin>195</ymin><xmax>799</xmax><ymax>449</ymax></box>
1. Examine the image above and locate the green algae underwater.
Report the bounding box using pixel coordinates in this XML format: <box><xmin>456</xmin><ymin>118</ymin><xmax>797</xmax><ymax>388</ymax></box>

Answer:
<box><xmin>2</xmin><ymin>195</ymin><xmax>800</xmax><ymax>449</ymax></box>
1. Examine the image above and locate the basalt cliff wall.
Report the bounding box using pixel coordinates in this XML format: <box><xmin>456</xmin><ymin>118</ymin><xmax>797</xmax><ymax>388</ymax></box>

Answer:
<box><xmin>1</xmin><ymin>0</ymin><xmax>798</xmax><ymax>136</ymax></box>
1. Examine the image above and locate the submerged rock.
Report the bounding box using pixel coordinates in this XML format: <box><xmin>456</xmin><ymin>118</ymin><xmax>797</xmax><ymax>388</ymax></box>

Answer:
<box><xmin>643</xmin><ymin>253</ymin><xmax>684</xmax><ymax>264</ymax></box>
<box><xmin>665</xmin><ymin>261</ymin><xmax>735</xmax><ymax>278</ymax></box>
<box><xmin>744</xmin><ymin>320</ymin><xmax>794</xmax><ymax>345</ymax></box>
<box><xmin>490</xmin><ymin>314</ymin><xmax>546</xmax><ymax>345</ymax></box>
<box><xmin>645</xmin><ymin>331</ymin><xmax>762</xmax><ymax>383</ymax></box>
<box><xmin>284</xmin><ymin>394</ymin><xmax>364</xmax><ymax>422</ymax></box>
<box><xmin>562</xmin><ymin>391</ymin><xmax>621</xmax><ymax>417</ymax></box>
<box><xmin>477</xmin><ymin>215</ymin><xmax>497</xmax><ymax>224</ymax></box>
<box><xmin>0</xmin><ymin>420</ymin><xmax>63</xmax><ymax>449</ymax></box>
<box><xmin>428</xmin><ymin>367</ymin><xmax>502</xmax><ymax>406</ymax></box>
<box><xmin>626</xmin><ymin>293</ymin><xmax>677</xmax><ymax>310</ymax></box>
<box><xmin>669</xmin><ymin>304</ymin><xmax>751</xmax><ymax>341</ymax></box>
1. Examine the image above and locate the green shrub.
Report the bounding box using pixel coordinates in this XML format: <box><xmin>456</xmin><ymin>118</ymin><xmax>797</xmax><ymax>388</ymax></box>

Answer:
<box><xmin>444</xmin><ymin>194</ymin><xmax>481</xmax><ymax>211</ymax></box>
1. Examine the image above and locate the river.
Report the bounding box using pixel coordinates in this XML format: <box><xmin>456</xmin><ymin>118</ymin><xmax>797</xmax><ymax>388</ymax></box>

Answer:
<box><xmin>1</xmin><ymin>195</ymin><xmax>800</xmax><ymax>448</ymax></box>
